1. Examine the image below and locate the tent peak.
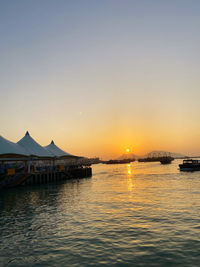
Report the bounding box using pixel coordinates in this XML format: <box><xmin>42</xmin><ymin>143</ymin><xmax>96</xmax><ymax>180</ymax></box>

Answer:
<box><xmin>18</xmin><ymin>132</ymin><xmax>52</xmax><ymax>157</ymax></box>
<box><xmin>44</xmin><ymin>141</ymin><xmax>73</xmax><ymax>157</ymax></box>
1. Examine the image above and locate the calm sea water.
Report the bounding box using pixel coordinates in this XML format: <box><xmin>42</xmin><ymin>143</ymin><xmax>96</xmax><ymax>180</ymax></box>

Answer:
<box><xmin>1</xmin><ymin>160</ymin><xmax>200</xmax><ymax>266</ymax></box>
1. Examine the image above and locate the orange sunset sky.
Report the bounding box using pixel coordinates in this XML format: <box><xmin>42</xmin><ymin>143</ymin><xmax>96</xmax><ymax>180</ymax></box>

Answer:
<box><xmin>1</xmin><ymin>1</ymin><xmax>200</xmax><ymax>159</ymax></box>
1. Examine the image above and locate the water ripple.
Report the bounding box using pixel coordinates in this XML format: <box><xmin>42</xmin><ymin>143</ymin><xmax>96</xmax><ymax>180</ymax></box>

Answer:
<box><xmin>1</xmin><ymin>160</ymin><xmax>200</xmax><ymax>266</ymax></box>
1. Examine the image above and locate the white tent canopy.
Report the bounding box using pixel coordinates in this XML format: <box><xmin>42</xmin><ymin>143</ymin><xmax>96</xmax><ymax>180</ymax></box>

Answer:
<box><xmin>17</xmin><ymin>131</ymin><xmax>52</xmax><ymax>157</ymax></box>
<box><xmin>44</xmin><ymin>140</ymin><xmax>73</xmax><ymax>157</ymax></box>
<box><xmin>0</xmin><ymin>135</ymin><xmax>28</xmax><ymax>156</ymax></box>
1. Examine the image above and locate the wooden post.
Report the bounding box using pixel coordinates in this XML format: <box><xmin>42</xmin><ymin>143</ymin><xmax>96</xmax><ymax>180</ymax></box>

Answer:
<box><xmin>28</xmin><ymin>161</ymin><xmax>31</xmax><ymax>173</ymax></box>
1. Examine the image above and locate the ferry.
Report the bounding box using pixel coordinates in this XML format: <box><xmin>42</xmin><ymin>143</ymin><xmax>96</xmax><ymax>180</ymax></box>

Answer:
<box><xmin>179</xmin><ymin>159</ymin><xmax>200</xmax><ymax>171</ymax></box>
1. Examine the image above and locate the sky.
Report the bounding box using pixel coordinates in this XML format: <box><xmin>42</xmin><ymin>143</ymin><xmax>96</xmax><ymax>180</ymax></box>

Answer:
<box><xmin>1</xmin><ymin>0</ymin><xmax>200</xmax><ymax>159</ymax></box>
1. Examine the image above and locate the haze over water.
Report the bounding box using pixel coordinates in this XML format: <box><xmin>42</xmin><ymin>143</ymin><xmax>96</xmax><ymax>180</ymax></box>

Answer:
<box><xmin>1</xmin><ymin>161</ymin><xmax>200</xmax><ymax>266</ymax></box>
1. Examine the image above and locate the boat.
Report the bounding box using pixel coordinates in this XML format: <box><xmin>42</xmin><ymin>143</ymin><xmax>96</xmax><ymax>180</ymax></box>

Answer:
<box><xmin>179</xmin><ymin>159</ymin><xmax>200</xmax><ymax>171</ymax></box>
<box><xmin>103</xmin><ymin>159</ymin><xmax>135</xmax><ymax>164</ymax></box>
<box><xmin>138</xmin><ymin>157</ymin><xmax>158</xmax><ymax>162</ymax></box>
<box><xmin>160</xmin><ymin>156</ymin><xmax>174</xmax><ymax>164</ymax></box>
<box><xmin>138</xmin><ymin>156</ymin><xmax>174</xmax><ymax>163</ymax></box>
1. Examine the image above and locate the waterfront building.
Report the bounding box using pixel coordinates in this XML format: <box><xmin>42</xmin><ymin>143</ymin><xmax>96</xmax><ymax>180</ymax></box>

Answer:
<box><xmin>0</xmin><ymin>131</ymin><xmax>92</xmax><ymax>188</ymax></box>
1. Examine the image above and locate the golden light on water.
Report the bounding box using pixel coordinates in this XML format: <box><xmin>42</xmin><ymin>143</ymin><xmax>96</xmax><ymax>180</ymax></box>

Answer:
<box><xmin>127</xmin><ymin>164</ymin><xmax>133</xmax><ymax>192</ymax></box>
<box><xmin>127</xmin><ymin>164</ymin><xmax>132</xmax><ymax>175</ymax></box>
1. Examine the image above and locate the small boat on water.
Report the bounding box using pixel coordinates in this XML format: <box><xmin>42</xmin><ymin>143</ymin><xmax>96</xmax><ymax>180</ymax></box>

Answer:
<box><xmin>160</xmin><ymin>156</ymin><xmax>174</xmax><ymax>164</ymax></box>
<box><xmin>179</xmin><ymin>159</ymin><xmax>200</xmax><ymax>171</ymax></box>
<box><xmin>103</xmin><ymin>159</ymin><xmax>135</xmax><ymax>164</ymax></box>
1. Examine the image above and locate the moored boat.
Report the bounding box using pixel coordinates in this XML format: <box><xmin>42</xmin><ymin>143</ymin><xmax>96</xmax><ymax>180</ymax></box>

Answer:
<box><xmin>103</xmin><ymin>159</ymin><xmax>135</xmax><ymax>164</ymax></box>
<box><xmin>179</xmin><ymin>159</ymin><xmax>200</xmax><ymax>171</ymax></box>
<box><xmin>160</xmin><ymin>156</ymin><xmax>174</xmax><ymax>164</ymax></box>
<box><xmin>138</xmin><ymin>156</ymin><xmax>174</xmax><ymax>164</ymax></box>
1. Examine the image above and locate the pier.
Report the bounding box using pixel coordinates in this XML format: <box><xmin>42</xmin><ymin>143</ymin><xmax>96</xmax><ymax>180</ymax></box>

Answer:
<box><xmin>0</xmin><ymin>131</ymin><xmax>93</xmax><ymax>189</ymax></box>
<box><xmin>0</xmin><ymin>167</ymin><xmax>92</xmax><ymax>189</ymax></box>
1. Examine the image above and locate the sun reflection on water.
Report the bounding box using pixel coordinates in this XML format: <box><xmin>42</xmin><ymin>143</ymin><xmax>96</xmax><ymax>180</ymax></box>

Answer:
<box><xmin>127</xmin><ymin>164</ymin><xmax>132</xmax><ymax>175</ymax></box>
<box><xmin>126</xmin><ymin>163</ymin><xmax>134</xmax><ymax>192</ymax></box>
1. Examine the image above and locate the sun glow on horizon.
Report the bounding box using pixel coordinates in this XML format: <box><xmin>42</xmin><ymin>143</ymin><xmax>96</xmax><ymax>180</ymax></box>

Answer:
<box><xmin>1</xmin><ymin>1</ymin><xmax>200</xmax><ymax>159</ymax></box>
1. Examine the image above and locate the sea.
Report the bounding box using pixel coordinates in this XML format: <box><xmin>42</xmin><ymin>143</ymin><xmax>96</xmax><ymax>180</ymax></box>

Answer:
<box><xmin>0</xmin><ymin>160</ymin><xmax>200</xmax><ymax>267</ymax></box>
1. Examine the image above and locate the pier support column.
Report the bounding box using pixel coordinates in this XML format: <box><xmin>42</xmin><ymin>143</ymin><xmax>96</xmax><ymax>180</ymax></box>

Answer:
<box><xmin>28</xmin><ymin>161</ymin><xmax>31</xmax><ymax>173</ymax></box>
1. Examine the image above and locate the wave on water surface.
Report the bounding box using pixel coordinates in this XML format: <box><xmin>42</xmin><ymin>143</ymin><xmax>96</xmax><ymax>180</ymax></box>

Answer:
<box><xmin>0</xmin><ymin>160</ymin><xmax>200</xmax><ymax>266</ymax></box>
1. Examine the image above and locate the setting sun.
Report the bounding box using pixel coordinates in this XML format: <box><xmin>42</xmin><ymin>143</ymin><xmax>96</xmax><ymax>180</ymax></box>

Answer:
<box><xmin>126</xmin><ymin>148</ymin><xmax>130</xmax><ymax>153</ymax></box>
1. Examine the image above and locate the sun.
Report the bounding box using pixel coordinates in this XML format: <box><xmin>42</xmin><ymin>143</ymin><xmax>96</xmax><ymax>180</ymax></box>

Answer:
<box><xmin>126</xmin><ymin>148</ymin><xmax>130</xmax><ymax>153</ymax></box>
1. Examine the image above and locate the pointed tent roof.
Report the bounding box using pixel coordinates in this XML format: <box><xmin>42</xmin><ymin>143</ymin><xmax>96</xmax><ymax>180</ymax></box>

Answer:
<box><xmin>44</xmin><ymin>140</ymin><xmax>74</xmax><ymax>157</ymax></box>
<box><xmin>17</xmin><ymin>131</ymin><xmax>52</xmax><ymax>157</ymax></box>
<box><xmin>0</xmin><ymin>135</ymin><xmax>28</xmax><ymax>156</ymax></box>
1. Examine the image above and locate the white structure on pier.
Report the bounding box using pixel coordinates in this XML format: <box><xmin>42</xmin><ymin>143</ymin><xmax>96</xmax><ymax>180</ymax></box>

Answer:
<box><xmin>0</xmin><ymin>131</ymin><xmax>79</xmax><ymax>160</ymax></box>
<box><xmin>44</xmin><ymin>140</ymin><xmax>73</xmax><ymax>157</ymax></box>
<box><xmin>17</xmin><ymin>131</ymin><xmax>52</xmax><ymax>157</ymax></box>
<box><xmin>0</xmin><ymin>135</ymin><xmax>28</xmax><ymax>156</ymax></box>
